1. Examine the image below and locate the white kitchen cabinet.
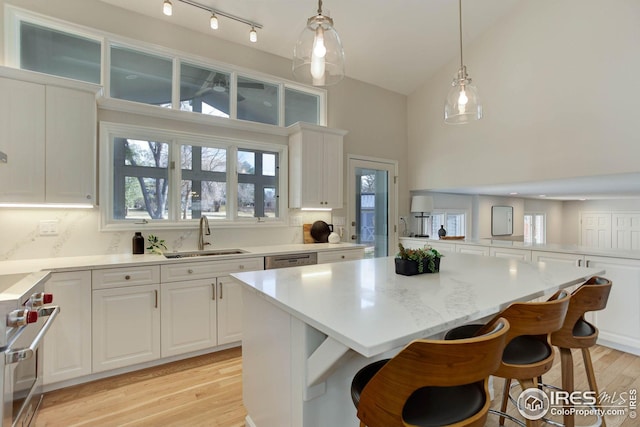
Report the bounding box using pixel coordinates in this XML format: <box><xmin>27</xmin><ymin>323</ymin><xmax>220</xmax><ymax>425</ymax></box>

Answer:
<box><xmin>161</xmin><ymin>257</ymin><xmax>264</xmax><ymax>352</ymax></box>
<box><xmin>43</xmin><ymin>271</ymin><xmax>92</xmax><ymax>385</ymax></box>
<box><xmin>531</xmin><ymin>250</ymin><xmax>584</xmax><ymax>266</ymax></box>
<box><xmin>288</xmin><ymin>123</ymin><xmax>347</xmax><ymax>209</ymax></box>
<box><xmin>0</xmin><ymin>69</ymin><xmax>99</xmax><ymax>204</ymax></box>
<box><xmin>0</xmin><ymin>77</ymin><xmax>45</xmax><ymax>202</ymax></box>
<box><xmin>161</xmin><ymin>278</ymin><xmax>217</xmax><ymax>357</ymax></box>
<box><xmin>317</xmin><ymin>248</ymin><xmax>365</xmax><ymax>264</ymax></box>
<box><xmin>45</xmin><ymin>86</ymin><xmax>97</xmax><ymax>204</ymax></box>
<box><xmin>399</xmin><ymin>238</ymin><xmax>456</xmax><ymax>254</ymax></box>
<box><xmin>216</xmin><ymin>276</ymin><xmax>244</xmax><ymax>345</ymax></box>
<box><xmin>455</xmin><ymin>244</ymin><xmax>490</xmax><ymax>256</ymax></box>
<box><xmin>92</xmin><ymin>284</ymin><xmax>161</xmax><ymax>373</ymax></box>
<box><xmin>490</xmin><ymin>247</ymin><xmax>532</xmax><ymax>261</ymax></box>
<box><xmin>581</xmin><ymin>256</ymin><xmax>640</xmax><ymax>355</ymax></box>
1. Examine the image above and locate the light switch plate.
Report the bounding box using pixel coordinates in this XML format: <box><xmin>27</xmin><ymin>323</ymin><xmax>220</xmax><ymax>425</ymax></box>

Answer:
<box><xmin>39</xmin><ymin>220</ymin><xmax>59</xmax><ymax>236</ymax></box>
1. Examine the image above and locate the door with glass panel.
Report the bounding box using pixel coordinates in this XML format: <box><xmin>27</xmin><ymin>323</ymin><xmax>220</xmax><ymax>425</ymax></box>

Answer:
<box><xmin>348</xmin><ymin>157</ymin><xmax>397</xmax><ymax>258</ymax></box>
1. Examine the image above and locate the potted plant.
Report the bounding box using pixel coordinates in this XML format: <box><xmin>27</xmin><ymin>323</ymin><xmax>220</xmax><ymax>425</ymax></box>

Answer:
<box><xmin>395</xmin><ymin>243</ymin><xmax>442</xmax><ymax>275</ymax></box>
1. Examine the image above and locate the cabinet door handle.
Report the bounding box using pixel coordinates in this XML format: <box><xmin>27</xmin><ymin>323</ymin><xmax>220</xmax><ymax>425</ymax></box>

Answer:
<box><xmin>219</xmin><ymin>282</ymin><xmax>223</xmax><ymax>299</ymax></box>
<box><xmin>154</xmin><ymin>290</ymin><xmax>158</xmax><ymax>308</ymax></box>
<box><xmin>586</xmin><ymin>260</ymin><xmax>590</xmax><ymax>268</ymax></box>
<box><xmin>125</xmin><ymin>275</ymin><xmax>131</xmax><ymax>280</ymax></box>
<box><xmin>239</xmin><ymin>265</ymin><xmax>245</xmax><ymax>270</ymax></box>
<box><xmin>212</xmin><ymin>283</ymin><xmax>216</xmax><ymax>300</ymax></box>
<box><xmin>187</xmin><ymin>269</ymin><xmax>194</xmax><ymax>274</ymax></box>
<box><xmin>577</xmin><ymin>259</ymin><xmax>582</xmax><ymax>267</ymax></box>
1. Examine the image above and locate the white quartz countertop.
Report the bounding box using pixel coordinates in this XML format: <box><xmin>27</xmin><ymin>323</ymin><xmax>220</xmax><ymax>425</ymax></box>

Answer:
<box><xmin>232</xmin><ymin>252</ymin><xmax>604</xmax><ymax>357</ymax></box>
<box><xmin>401</xmin><ymin>237</ymin><xmax>640</xmax><ymax>260</ymax></box>
<box><xmin>0</xmin><ymin>243</ymin><xmax>362</xmax><ymax>275</ymax></box>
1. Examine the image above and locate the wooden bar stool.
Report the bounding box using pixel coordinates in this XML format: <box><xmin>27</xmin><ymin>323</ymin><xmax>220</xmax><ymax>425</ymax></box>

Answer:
<box><xmin>445</xmin><ymin>290</ymin><xmax>571</xmax><ymax>427</ymax></box>
<box><xmin>350</xmin><ymin>318</ymin><xmax>510</xmax><ymax>427</ymax></box>
<box><xmin>547</xmin><ymin>276</ymin><xmax>612</xmax><ymax>427</ymax></box>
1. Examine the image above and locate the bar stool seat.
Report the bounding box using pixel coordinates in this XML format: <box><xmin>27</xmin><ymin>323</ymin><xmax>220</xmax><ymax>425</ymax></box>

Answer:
<box><xmin>444</xmin><ymin>290</ymin><xmax>571</xmax><ymax>427</ymax></box>
<box><xmin>350</xmin><ymin>318</ymin><xmax>510</xmax><ymax>427</ymax></box>
<box><xmin>547</xmin><ymin>276</ymin><xmax>612</xmax><ymax>427</ymax></box>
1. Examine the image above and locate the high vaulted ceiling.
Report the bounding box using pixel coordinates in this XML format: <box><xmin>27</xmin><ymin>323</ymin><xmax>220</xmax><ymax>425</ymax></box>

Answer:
<box><xmin>99</xmin><ymin>0</ymin><xmax>523</xmax><ymax>95</ymax></box>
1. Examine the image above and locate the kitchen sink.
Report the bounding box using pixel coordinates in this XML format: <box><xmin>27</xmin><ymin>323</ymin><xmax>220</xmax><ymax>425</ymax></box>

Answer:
<box><xmin>164</xmin><ymin>249</ymin><xmax>247</xmax><ymax>259</ymax></box>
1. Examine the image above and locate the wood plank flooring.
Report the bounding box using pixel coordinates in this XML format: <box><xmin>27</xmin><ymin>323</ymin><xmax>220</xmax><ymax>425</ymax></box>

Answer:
<box><xmin>36</xmin><ymin>345</ymin><xmax>640</xmax><ymax>427</ymax></box>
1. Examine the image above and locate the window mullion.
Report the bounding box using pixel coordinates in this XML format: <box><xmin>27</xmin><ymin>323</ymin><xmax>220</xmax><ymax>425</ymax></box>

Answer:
<box><xmin>168</xmin><ymin>139</ymin><xmax>181</xmax><ymax>222</ymax></box>
<box><xmin>228</xmin><ymin>146</ymin><xmax>238</xmax><ymax>220</ymax></box>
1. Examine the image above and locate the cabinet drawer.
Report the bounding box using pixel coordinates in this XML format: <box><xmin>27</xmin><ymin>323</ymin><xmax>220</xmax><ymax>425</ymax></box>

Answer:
<box><xmin>161</xmin><ymin>257</ymin><xmax>264</xmax><ymax>283</ymax></box>
<box><xmin>92</xmin><ymin>265</ymin><xmax>160</xmax><ymax>289</ymax></box>
<box><xmin>317</xmin><ymin>249</ymin><xmax>364</xmax><ymax>264</ymax></box>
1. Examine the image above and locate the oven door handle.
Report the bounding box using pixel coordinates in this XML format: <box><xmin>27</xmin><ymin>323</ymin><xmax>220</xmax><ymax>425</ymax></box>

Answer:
<box><xmin>5</xmin><ymin>305</ymin><xmax>60</xmax><ymax>365</ymax></box>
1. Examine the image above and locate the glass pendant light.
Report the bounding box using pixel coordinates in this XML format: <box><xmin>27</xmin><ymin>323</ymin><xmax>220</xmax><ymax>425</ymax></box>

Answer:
<box><xmin>293</xmin><ymin>0</ymin><xmax>345</xmax><ymax>86</ymax></box>
<box><xmin>444</xmin><ymin>0</ymin><xmax>482</xmax><ymax>124</ymax></box>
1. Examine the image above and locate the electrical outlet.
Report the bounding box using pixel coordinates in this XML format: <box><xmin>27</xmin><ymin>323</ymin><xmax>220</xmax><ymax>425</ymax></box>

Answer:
<box><xmin>39</xmin><ymin>220</ymin><xmax>59</xmax><ymax>236</ymax></box>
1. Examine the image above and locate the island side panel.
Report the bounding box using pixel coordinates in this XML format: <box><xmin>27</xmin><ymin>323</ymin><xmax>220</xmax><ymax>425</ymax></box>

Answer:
<box><xmin>242</xmin><ymin>288</ymin><xmax>294</xmax><ymax>427</ymax></box>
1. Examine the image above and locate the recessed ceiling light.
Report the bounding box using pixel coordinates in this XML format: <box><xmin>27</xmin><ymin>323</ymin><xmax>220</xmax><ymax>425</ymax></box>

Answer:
<box><xmin>509</xmin><ymin>192</ymin><xmax>518</xmax><ymax>195</ymax></box>
<box><xmin>539</xmin><ymin>194</ymin><xmax>546</xmax><ymax>198</ymax></box>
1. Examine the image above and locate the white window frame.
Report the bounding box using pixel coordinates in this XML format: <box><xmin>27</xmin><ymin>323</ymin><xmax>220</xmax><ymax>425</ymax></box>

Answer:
<box><xmin>5</xmin><ymin>5</ymin><xmax>327</xmax><ymax>127</ymax></box>
<box><xmin>99</xmin><ymin>122</ymin><xmax>288</xmax><ymax>231</ymax></box>
<box><xmin>524</xmin><ymin>212</ymin><xmax>546</xmax><ymax>244</ymax></box>
<box><xmin>428</xmin><ymin>209</ymin><xmax>468</xmax><ymax>238</ymax></box>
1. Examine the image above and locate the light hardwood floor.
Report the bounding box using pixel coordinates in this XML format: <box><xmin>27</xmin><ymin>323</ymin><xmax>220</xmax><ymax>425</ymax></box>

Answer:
<box><xmin>36</xmin><ymin>345</ymin><xmax>640</xmax><ymax>427</ymax></box>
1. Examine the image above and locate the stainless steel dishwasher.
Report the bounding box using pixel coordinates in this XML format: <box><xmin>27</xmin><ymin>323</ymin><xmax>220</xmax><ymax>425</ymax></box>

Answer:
<box><xmin>264</xmin><ymin>252</ymin><xmax>318</xmax><ymax>269</ymax></box>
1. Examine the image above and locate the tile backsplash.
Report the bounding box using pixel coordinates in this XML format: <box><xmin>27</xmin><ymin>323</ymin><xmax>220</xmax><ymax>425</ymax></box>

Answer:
<box><xmin>0</xmin><ymin>208</ymin><xmax>332</xmax><ymax>261</ymax></box>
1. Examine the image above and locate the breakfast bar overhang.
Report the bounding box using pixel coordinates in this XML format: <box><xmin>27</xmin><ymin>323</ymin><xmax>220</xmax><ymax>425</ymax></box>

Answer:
<box><xmin>231</xmin><ymin>252</ymin><xmax>604</xmax><ymax>427</ymax></box>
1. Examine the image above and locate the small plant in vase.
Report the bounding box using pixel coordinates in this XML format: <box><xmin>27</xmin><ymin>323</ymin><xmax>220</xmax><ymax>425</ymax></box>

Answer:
<box><xmin>146</xmin><ymin>234</ymin><xmax>167</xmax><ymax>255</ymax></box>
<box><xmin>395</xmin><ymin>243</ymin><xmax>443</xmax><ymax>275</ymax></box>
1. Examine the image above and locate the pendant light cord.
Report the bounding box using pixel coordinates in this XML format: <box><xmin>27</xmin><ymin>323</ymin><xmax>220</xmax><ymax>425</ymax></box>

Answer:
<box><xmin>458</xmin><ymin>0</ymin><xmax>464</xmax><ymax>70</ymax></box>
<box><xmin>318</xmin><ymin>0</ymin><xmax>323</xmax><ymax>15</ymax></box>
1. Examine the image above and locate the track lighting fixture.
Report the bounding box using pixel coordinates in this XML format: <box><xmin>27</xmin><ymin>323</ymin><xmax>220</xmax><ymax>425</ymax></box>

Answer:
<box><xmin>163</xmin><ymin>0</ymin><xmax>172</xmax><ymax>16</ymax></box>
<box><xmin>209</xmin><ymin>13</ymin><xmax>218</xmax><ymax>30</ymax></box>
<box><xmin>161</xmin><ymin>0</ymin><xmax>262</xmax><ymax>42</ymax></box>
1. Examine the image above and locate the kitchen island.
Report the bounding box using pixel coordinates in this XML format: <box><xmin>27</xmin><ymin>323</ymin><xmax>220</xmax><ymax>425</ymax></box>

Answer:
<box><xmin>231</xmin><ymin>252</ymin><xmax>604</xmax><ymax>427</ymax></box>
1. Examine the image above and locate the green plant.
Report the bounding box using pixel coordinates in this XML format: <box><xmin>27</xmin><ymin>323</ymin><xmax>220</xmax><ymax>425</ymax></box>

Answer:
<box><xmin>147</xmin><ymin>234</ymin><xmax>167</xmax><ymax>255</ymax></box>
<box><xmin>396</xmin><ymin>243</ymin><xmax>442</xmax><ymax>273</ymax></box>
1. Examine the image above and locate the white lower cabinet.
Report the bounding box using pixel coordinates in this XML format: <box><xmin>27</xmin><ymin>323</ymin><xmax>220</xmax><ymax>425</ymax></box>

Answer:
<box><xmin>44</xmin><ymin>271</ymin><xmax>92</xmax><ymax>385</ymax></box>
<box><xmin>217</xmin><ymin>276</ymin><xmax>244</xmax><ymax>345</ymax></box>
<box><xmin>490</xmin><ymin>247</ymin><xmax>532</xmax><ymax>261</ymax></box>
<box><xmin>532</xmin><ymin>250</ymin><xmax>640</xmax><ymax>355</ymax></box>
<box><xmin>161</xmin><ymin>279</ymin><xmax>217</xmax><ymax>357</ymax></box>
<box><xmin>92</xmin><ymin>284</ymin><xmax>161</xmax><ymax>373</ymax></box>
<box><xmin>456</xmin><ymin>245</ymin><xmax>490</xmax><ymax>256</ymax></box>
<box><xmin>317</xmin><ymin>248</ymin><xmax>365</xmax><ymax>264</ymax></box>
<box><xmin>582</xmin><ymin>256</ymin><xmax>640</xmax><ymax>355</ymax></box>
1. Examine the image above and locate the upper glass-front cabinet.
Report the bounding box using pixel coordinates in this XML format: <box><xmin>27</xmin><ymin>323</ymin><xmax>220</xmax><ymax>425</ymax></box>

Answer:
<box><xmin>10</xmin><ymin>9</ymin><xmax>325</xmax><ymax>127</ymax></box>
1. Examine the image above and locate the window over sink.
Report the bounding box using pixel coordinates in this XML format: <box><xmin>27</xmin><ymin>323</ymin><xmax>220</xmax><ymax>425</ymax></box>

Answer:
<box><xmin>100</xmin><ymin>122</ymin><xmax>287</xmax><ymax>230</ymax></box>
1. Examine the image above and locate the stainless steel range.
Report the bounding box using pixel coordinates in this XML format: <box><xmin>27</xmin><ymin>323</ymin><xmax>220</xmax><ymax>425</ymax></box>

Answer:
<box><xmin>0</xmin><ymin>271</ymin><xmax>59</xmax><ymax>427</ymax></box>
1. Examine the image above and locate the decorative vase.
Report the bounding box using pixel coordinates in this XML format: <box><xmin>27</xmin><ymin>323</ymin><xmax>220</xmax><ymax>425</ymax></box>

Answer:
<box><xmin>395</xmin><ymin>258</ymin><xmax>440</xmax><ymax>276</ymax></box>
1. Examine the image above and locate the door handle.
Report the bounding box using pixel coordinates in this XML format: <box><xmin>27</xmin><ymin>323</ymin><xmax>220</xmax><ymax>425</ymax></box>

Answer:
<box><xmin>351</xmin><ymin>235</ymin><xmax>357</xmax><ymax>240</ymax></box>
<box><xmin>219</xmin><ymin>282</ymin><xmax>223</xmax><ymax>299</ymax></box>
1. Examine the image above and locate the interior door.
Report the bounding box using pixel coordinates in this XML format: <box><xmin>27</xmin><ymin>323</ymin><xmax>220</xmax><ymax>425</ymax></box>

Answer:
<box><xmin>348</xmin><ymin>157</ymin><xmax>397</xmax><ymax>258</ymax></box>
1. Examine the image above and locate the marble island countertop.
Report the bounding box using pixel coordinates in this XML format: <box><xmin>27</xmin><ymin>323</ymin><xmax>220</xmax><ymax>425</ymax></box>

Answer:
<box><xmin>232</xmin><ymin>252</ymin><xmax>604</xmax><ymax>357</ymax></box>
<box><xmin>401</xmin><ymin>236</ymin><xmax>640</xmax><ymax>260</ymax></box>
<box><xmin>0</xmin><ymin>242</ymin><xmax>363</xmax><ymax>276</ymax></box>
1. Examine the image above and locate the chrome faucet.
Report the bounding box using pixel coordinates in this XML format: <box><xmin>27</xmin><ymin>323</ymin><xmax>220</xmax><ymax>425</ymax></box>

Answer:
<box><xmin>198</xmin><ymin>215</ymin><xmax>210</xmax><ymax>250</ymax></box>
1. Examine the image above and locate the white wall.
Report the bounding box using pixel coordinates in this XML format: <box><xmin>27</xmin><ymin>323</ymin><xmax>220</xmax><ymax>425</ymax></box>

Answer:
<box><xmin>0</xmin><ymin>0</ymin><xmax>408</xmax><ymax>260</ymax></box>
<box><xmin>407</xmin><ymin>0</ymin><xmax>640</xmax><ymax>191</ymax></box>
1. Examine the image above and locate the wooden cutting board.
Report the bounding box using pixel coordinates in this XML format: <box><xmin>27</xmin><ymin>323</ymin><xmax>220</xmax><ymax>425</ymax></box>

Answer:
<box><xmin>303</xmin><ymin>224</ymin><xmax>315</xmax><ymax>243</ymax></box>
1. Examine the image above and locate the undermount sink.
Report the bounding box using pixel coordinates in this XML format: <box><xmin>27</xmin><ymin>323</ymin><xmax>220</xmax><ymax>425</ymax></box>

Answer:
<box><xmin>164</xmin><ymin>249</ymin><xmax>247</xmax><ymax>259</ymax></box>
